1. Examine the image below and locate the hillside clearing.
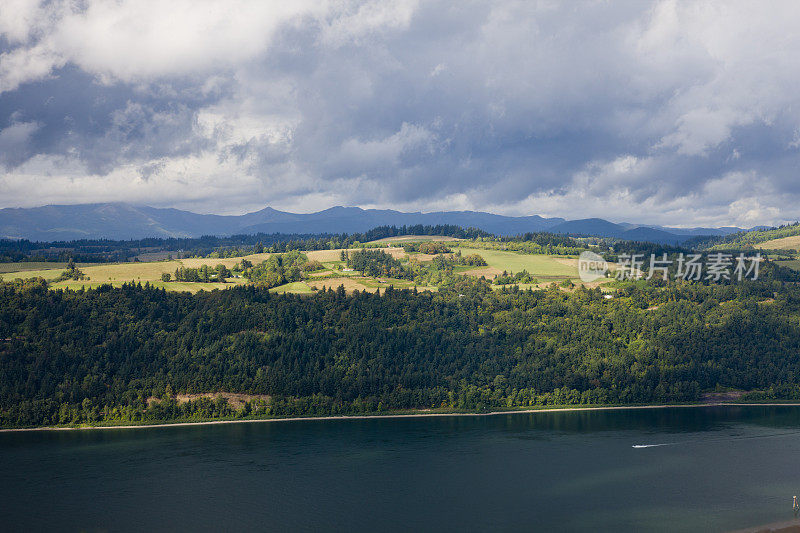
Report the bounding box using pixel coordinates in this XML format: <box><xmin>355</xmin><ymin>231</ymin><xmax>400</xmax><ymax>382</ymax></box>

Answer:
<box><xmin>367</xmin><ymin>235</ymin><xmax>462</xmax><ymax>243</ymax></box>
<box><xmin>0</xmin><ymin>262</ymin><xmax>99</xmax><ymax>274</ymax></box>
<box><xmin>463</xmin><ymin>266</ymin><xmax>503</xmax><ymax>279</ymax></box>
<box><xmin>307</xmin><ymin>276</ymin><xmax>377</xmax><ymax>293</ymax></box>
<box><xmin>759</xmin><ymin>235</ymin><xmax>800</xmax><ymax>251</ymax></box>
<box><xmin>179</xmin><ymin>252</ymin><xmax>272</xmax><ymax>269</ymax></box>
<box><xmin>776</xmin><ymin>259</ymin><xmax>800</xmax><ymax>271</ymax></box>
<box><xmin>269</xmin><ymin>281</ymin><xmax>314</xmax><ymax>294</ymax></box>
<box><xmin>455</xmin><ymin>247</ymin><xmax>578</xmax><ymax>278</ymax></box>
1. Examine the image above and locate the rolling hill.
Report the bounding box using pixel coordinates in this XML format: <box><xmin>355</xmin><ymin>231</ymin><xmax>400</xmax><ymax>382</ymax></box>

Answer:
<box><xmin>707</xmin><ymin>223</ymin><xmax>800</xmax><ymax>251</ymax></box>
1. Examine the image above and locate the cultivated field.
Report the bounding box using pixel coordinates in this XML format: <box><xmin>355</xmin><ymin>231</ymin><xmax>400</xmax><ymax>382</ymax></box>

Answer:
<box><xmin>0</xmin><ymin>262</ymin><xmax>99</xmax><ymax>274</ymax></box>
<box><xmin>306</xmin><ymin>249</ymin><xmax>345</xmax><ymax>262</ymax></box>
<box><xmin>3</xmin><ymin>267</ymin><xmax>70</xmax><ymax>281</ymax></box>
<box><xmin>455</xmin><ymin>247</ymin><xmax>578</xmax><ymax>280</ymax></box>
<box><xmin>50</xmin><ymin>279</ymin><xmax>238</xmax><ymax>293</ymax></box>
<box><xmin>270</xmin><ymin>281</ymin><xmax>314</xmax><ymax>294</ymax></box>
<box><xmin>307</xmin><ymin>276</ymin><xmax>379</xmax><ymax>293</ymax></box>
<box><xmin>2</xmin><ymin>257</ymin><xmax>250</xmax><ymax>293</ymax></box>
<box><xmin>368</xmin><ymin>235</ymin><xmax>462</xmax><ymax>243</ymax></box>
<box><xmin>178</xmin><ymin>252</ymin><xmax>272</xmax><ymax>269</ymax></box>
<box><xmin>759</xmin><ymin>235</ymin><xmax>800</xmax><ymax>251</ymax></box>
<box><xmin>462</xmin><ymin>266</ymin><xmax>504</xmax><ymax>278</ymax></box>
<box><xmin>776</xmin><ymin>259</ymin><xmax>800</xmax><ymax>271</ymax></box>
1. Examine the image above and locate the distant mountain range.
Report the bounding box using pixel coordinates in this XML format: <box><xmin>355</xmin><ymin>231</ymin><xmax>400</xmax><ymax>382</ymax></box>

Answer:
<box><xmin>0</xmin><ymin>203</ymin><xmax>759</xmax><ymax>244</ymax></box>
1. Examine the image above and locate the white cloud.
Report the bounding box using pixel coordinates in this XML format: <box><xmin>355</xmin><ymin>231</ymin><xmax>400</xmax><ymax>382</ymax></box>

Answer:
<box><xmin>0</xmin><ymin>120</ymin><xmax>38</xmax><ymax>146</ymax></box>
<box><xmin>0</xmin><ymin>120</ymin><xmax>39</xmax><ymax>165</ymax></box>
<box><xmin>632</xmin><ymin>0</ymin><xmax>800</xmax><ymax>156</ymax></box>
<box><xmin>0</xmin><ymin>0</ymin><xmax>51</xmax><ymax>44</ymax></box>
<box><xmin>0</xmin><ymin>42</ymin><xmax>64</xmax><ymax>92</ymax></box>
<box><xmin>320</xmin><ymin>0</ymin><xmax>418</xmax><ymax>46</ymax></box>
<box><xmin>0</xmin><ymin>0</ymin><xmax>327</xmax><ymax>91</ymax></box>
<box><xmin>336</xmin><ymin>123</ymin><xmax>434</xmax><ymax>170</ymax></box>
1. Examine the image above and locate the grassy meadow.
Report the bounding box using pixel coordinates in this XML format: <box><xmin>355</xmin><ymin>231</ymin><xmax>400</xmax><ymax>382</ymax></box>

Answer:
<box><xmin>0</xmin><ymin>262</ymin><xmax>100</xmax><ymax>274</ymax></box>
<box><xmin>1</xmin><ymin>237</ymin><xmax>610</xmax><ymax>294</ymax></box>
<box><xmin>269</xmin><ymin>281</ymin><xmax>314</xmax><ymax>294</ymax></box>
<box><xmin>368</xmin><ymin>235</ymin><xmax>462</xmax><ymax>244</ymax></box>
<box><xmin>759</xmin><ymin>235</ymin><xmax>800</xmax><ymax>251</ymax></box>
<box><xmin>455</xmin><ymin>247</ymin><xmax>578</xmax><ymax>279</ymax></box>
<box><xmin>776</xmin><ymin>259</ymin><xmax>800</xmax><ymax>271</ymax></box>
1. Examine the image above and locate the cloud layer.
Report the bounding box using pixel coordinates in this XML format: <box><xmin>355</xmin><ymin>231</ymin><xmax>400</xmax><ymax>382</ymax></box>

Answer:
<box><xmin>1</xmin><ymin>0</ymin><xmax>800</xmax><ymax>227</ymax></box>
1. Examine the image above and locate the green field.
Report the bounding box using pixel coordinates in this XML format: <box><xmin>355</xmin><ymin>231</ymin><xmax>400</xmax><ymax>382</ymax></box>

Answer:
<box><xmin>368</xmin><ymin>235</ymin><xmax>462</xmax><ymax>244</ymax></box>
<box><xmin>0</xmin><ymin>262</ymin><xmax>103</xmax><ymax>274</ymax></box>
<box><xmin>269</xmin><ymin>281</ymin><xmax>314</xmax><ymax>294</ymax></box>
<box><xmin>0</xmin><ymin>254</ymin><xmax>270</xmax><ymax>289</ymax></box>
<box><xmin>0</xmin><ymin>254</ymin><xmax>339</xmax><ymax>294</ymax></box>
<box><xmin>356</xmin><ymin>277</ymin><xmax>417</xmax><ymax>289</ymax></box>
<box><xmin>455</xmin><ymin>247</ymin><xmax>578</xmax><ymax>278</ymax></box>
<box><xmin>761</xmin><ymin>236</ymin><xmax>800</xmax><ymax>251</ymax></box>
<box><xmin>46</xmin><ymin>279</ymin><xmax>237</xmax><ymax>293</ymax></box>
<box><xmin>776</xmin><ymin>259</ymin><xmax>800</xmax><ymax>271</ymax></box>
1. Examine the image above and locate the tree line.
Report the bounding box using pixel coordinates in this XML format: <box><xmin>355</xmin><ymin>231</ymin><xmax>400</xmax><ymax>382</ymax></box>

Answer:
<box><xmin>0</xmin><ymin>224</ymin><xmax>495</xmax><ymax>264</ymax></box>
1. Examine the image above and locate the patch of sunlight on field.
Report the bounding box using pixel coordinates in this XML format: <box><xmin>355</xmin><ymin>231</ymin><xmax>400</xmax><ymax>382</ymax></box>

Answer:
<box><xmin>82</xmin><ymin>261</ymin><xmax>184</xmax><ymax>282</ymax></box>
<box><xmin>760</xmin><ymin>236</ymin><xmax>800</xmax><ymax>250</ymax></box>
<box><xmin>367</xmin><ymin>235</ymin><xmax>462</xmax><ymax>243</ymax></box>
<box><xmin>1</xmin><ymin>254</ymin><xmax>274</xmax><ymax>284</ymax></box>
<box><xmin>3</xmin><ymin>268</ymin><xmax>66</xmax><ymax>280</ymax></box>
<box><xmin>306</xmin><ymin>249</ymin><xmax>346</xmax><ymax>262</ymax></box>
<box><xmin>306</xmin><ymin>276</ymin><xmax>376</xmax><ymax>293</ymax></box>
<box><xmin>306</xmin><ymin>275</ymin><xmax>437</xmax><ymax>294</ymax></box>
<box><xmin>0</xmin><ymin>262</ymin><xmax>100</xmax><ymax>274</ymax></box>
<box><xmin>3</xmin><ymin>261</ymin><xmax>180</xmax><ymax>282</ymax></box>
<box><xmin>455</xmin><ymin>247</ymin><xmax>578</xmax><ymax>279</ymax></box>
<box><xmin>308</xmin><ymin>247</ymin><xmax>410</xmax><ymax>262</ymax></box>
<box><xmin>49</xmin><ymin>279</ymin><xmax>238</xmax><ymax>293</ymax></box>
<box><xmin>776</xmin><ymin>259</ymin><xmax>800</xmax><ymax>271</ymax></box>
<box><xmin>356</xmin><ymin>277</ymin><xmax>418</xmax><ymax>289</ymax></box>
<box><xmin>179</xmin><ymin>252</ymin><xmax>271</xmax><ymax>269</ymax></box>
<box><xmin>161</xmin><ymin>281</ymin><xmax>237</xmax><ymax>293</ymax></box>
<box><xmin>269</xmin><ymin>281</ymin><xmax>314</xmax><ymax>294</ymax></box>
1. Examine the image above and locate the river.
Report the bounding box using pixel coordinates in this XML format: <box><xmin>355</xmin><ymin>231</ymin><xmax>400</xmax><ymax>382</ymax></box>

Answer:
<box><xmin>2</xmin><ymin>406</ymin><xmax>800</xmax><ymax>531</ymax></box>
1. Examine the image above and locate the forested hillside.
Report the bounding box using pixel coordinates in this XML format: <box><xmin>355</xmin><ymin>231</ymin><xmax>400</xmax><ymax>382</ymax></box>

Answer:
<box><xmin>703</xmin><ymin>222</ymin><xmax>800</xmax><ymax>250</ymax></box>
<box><xmin>2</xmin><ymin>276</ymin><xmax>799</xmax><ymax>428</ymax></box>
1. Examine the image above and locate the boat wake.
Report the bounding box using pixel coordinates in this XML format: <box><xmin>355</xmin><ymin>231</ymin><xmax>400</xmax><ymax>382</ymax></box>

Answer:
<box><xmin>632</xmin><ymin>430</ymin><xmax>800</xmax><ymax>449</ymax></box>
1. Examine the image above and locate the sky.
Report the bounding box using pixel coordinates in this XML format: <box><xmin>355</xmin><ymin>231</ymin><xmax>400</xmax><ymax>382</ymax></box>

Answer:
<box><xmin>1</xmin><ymin>0</ymin><xmax>800</xmax><ymax>228</ymax></box>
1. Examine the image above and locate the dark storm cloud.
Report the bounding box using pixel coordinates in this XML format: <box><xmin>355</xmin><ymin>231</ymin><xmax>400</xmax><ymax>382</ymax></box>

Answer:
<box><xmin>1</xmin><ymin>0</ymin><xmax>799</xmax><ymax>226</ymax></box>
<box><xmin>0</xmin><ymin>65</ymin><xmax>230</xmax><ymax>173</ymax></box>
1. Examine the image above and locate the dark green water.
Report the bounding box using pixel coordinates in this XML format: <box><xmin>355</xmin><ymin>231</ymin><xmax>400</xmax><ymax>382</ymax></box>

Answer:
<box><xmin>3</xmin><ymin>406</ymin><xmax>800</xmax><ymax>532</ymax></box>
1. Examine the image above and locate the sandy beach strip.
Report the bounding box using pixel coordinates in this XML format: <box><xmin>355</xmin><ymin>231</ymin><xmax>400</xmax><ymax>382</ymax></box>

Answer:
<box><xmin>3</xmin><ymin>402</ymin><xmax>800</xmax><ymax>433</ymax></box>
<box><xmin>728</xmin><ymin>518</ymin><xmax>800</xmax><ymax>532</ymax></box>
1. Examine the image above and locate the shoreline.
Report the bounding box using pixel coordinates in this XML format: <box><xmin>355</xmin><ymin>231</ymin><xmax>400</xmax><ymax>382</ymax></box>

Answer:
<box><xmin>728</xmin><ymin>517</ymin><xmax>800</xmax><ymax>533</ymax></box>
<box><xmin>3</xmin><ymin>401</ymin><xmax>800</xmax><ymax>434</ymax></box>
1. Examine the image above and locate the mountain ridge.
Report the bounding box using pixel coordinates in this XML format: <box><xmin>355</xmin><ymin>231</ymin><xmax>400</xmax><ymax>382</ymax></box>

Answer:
<box><xmin>0</xmin><ymin>203</ymin><xmax>755</xmax><ymax>244</ymax></box>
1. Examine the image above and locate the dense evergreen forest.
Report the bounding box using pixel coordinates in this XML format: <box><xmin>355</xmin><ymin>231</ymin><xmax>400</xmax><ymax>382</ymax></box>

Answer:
<box><xmin>0</xmin><ymin>224</ymin><xmax>494</xmax><ymax>263</ymax></box>
<box><xmin>2</xmin><ymin>275</ymin><xmax>800</xmax><ymax>428</ymax></box>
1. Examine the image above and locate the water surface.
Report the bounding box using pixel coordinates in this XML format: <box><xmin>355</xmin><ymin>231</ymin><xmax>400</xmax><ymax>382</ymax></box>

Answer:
<box><xmin>2</xmin><ymin>406</ymin><xmax>800</xmax><ymax>532</ymax></box>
